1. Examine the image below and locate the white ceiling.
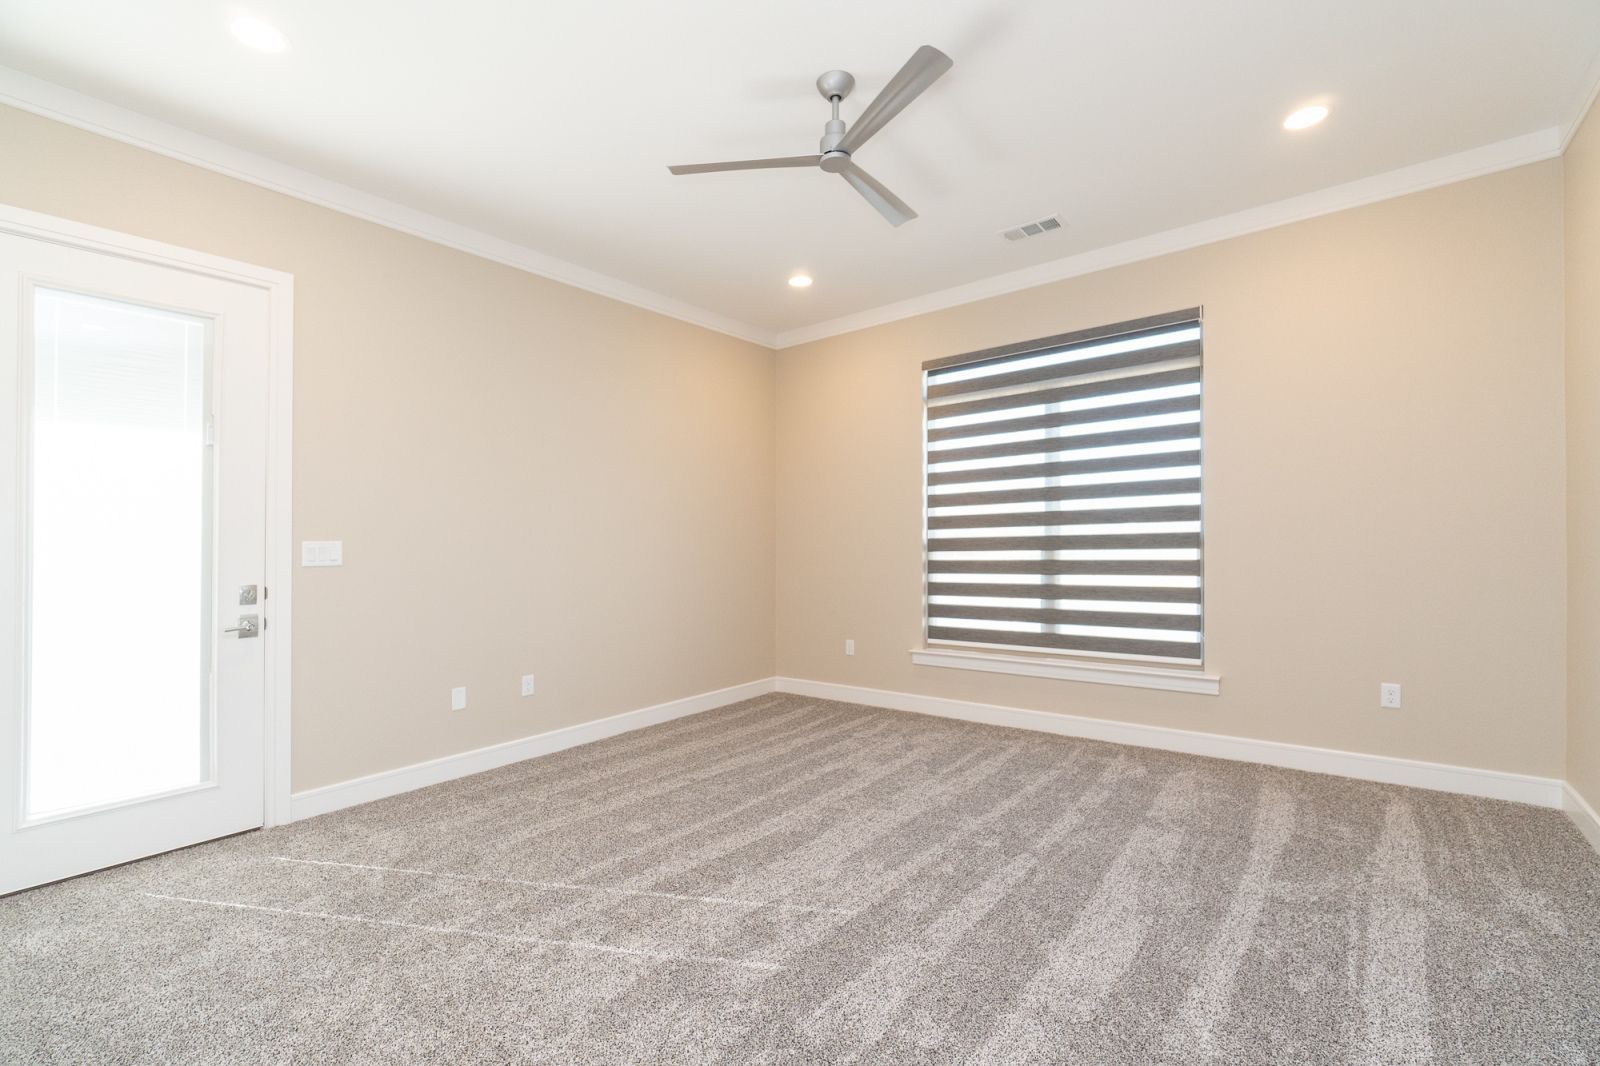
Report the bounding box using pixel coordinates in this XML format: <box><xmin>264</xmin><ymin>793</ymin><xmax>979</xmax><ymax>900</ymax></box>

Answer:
<box><xmin>3</xmin><ymin>1</ymin><xmax>1599</xmax><ymax>342</ymax></box>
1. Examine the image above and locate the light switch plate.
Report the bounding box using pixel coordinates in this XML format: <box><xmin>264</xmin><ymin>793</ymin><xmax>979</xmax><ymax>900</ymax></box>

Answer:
<box><xmin>521</xmin><ymin>674</ymin><xmax>536</xmax><ymax>697</ymax></box>
<box><xmin>301</xmin><ymin>540</ymin><xmax>343</xmax><ymax>567</ymax></box>
<box><xmin>451</xmin><ymin>686</ymin><xmax>467</xmax><ymax>711</ymax></box>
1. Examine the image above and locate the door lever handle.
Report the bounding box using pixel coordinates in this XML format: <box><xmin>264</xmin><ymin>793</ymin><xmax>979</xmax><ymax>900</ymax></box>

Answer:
<box><xmin>224</xmin><ymin>615</ymin><xmax>259</xmax><ymax>638</ymax></box>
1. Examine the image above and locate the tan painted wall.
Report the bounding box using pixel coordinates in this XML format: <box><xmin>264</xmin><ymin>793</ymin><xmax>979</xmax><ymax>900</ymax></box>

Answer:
<box><xmin>777</xmin><ymin>161</ymin><xmax>1568</xmax><ymax>778</ymax></box>
<box><xmin>3</xmin><ymin>99</ymin><xmax>1579</xmax><ymax>791</ymax></box>
<box><xmin>0</xmin><ymin>104</ymin><xmax>777</xmax><ymax>792</ymax></box>
<box><xmin>1568</xmin><ymin>103</ymin><xmax>1600</xmax><ymax>806</ymax></box>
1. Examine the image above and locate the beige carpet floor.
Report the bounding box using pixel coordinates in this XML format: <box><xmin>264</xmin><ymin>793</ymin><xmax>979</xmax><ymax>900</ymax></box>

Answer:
<box><xmin>2</xmin><ymin>693</ymin><xmax>1597</xmax><ymax>1064</ymax></box>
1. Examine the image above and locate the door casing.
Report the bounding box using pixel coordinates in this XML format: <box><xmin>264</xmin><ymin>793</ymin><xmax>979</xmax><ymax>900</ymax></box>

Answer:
<box><xmin>0</xmin><ymin>202</ymin><xmax>295</xmax><ymax>830</ymax></box>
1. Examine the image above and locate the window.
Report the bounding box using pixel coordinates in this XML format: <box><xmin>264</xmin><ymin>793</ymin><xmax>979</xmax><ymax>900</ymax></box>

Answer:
<box><xmin>922</xmin><ymin>309</ymin><xmax>1204</xmax><ymax>666</ymax></box>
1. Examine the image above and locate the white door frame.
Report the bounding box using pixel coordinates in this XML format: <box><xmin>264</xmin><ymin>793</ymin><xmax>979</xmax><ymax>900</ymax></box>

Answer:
<box><xmin>0</xmin><ymin>202</ymin><xmax>295</xmax><ymax>828</ymax></box>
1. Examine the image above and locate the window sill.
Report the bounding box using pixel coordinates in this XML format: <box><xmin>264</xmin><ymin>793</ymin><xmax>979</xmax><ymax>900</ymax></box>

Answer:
<box><xmin>909</xmin><ymin>647</ymin><xmax>1220</xmax><ymax>695</ymax></box>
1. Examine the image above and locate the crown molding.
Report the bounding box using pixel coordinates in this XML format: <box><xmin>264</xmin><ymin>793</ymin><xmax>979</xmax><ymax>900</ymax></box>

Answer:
<box><xmin>1561</xmin><ymin>45</ymin><xmax>1600</xmax><ymax>153</ymax></box>
<box><xmin>2</xmin><ymin>63</ymin><xmax>1576</xmax><ymax>355</ymax></box>
<box><xmin>773</xmin><ymin>127</ymin><xmax>1563</xmax><ymax>348</ymax></box>
<box><xmin>0</xmin><ymin>65</ymin><xmax>777</xmax><ymax>348</ymax></box>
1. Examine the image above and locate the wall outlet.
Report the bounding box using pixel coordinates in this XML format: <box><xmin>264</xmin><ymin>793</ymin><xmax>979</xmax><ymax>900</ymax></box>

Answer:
<box><xmin>451</xmin><ymin>686</ymin><xmax>467</xmax><ymax>711</ymax></box>
<box><xmin>844</xmin><ymin>639</ymin><xmax>855</xmax><ymax>656</ymax></box>
<box><xmin>1380</xmin><ymin>682</ymin><xmax>1402</xmax><ymax>709</ymax></box>
<box><xmin>521</xmin><ymin>674</ymin><xmax>536</xmax><ymax>697</ymax></box>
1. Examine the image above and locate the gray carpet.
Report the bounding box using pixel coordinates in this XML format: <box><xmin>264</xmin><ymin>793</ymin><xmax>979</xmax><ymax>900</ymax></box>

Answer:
<box><xmin>2</xmin><ymin>694</ymin><xmax>1598</xmax><ymax>1064</ymax></box>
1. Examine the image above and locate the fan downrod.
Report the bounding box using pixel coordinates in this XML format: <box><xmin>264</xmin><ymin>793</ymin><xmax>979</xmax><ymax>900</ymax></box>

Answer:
<box><xmin>816</xmin><ymin>70</ymin><xmax>855</xmax><ymax>158</ymax></box>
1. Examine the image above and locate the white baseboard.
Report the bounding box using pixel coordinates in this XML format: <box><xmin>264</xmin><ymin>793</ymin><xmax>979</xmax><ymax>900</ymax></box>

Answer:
<box><xmin>285</xmin><ymin>673</ymin><xmax>1588</xmax><ymax>839</ymax></box>
<box><xmin>774</xmin><ymin>677</ymin><xmax>1566</xmax><ymax>809</ymax></box>
<box><xmin>1564</xmin><ymin>783</ymin><xmax>1600</xmax><ymax>852</ymax></box>
<box><xmin>288</xmin><ymin>678</ymin><xmax>778</xmax><ymax>821</ymax></box>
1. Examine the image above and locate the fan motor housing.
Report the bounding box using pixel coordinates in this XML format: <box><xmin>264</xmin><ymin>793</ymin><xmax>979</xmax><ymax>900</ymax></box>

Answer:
<box><xmin>819</xmin><ymin>118</ymin><xmax>847</xmax><ymax>154</ymax></box>
<box><xmin>818</xmin><ymin>150</ymin><xmax>851</xmax><ymax>173</ymax></box>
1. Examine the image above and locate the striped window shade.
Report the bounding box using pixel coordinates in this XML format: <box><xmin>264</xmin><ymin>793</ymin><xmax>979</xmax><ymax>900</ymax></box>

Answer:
<box><xmin>922</xmin><ymin>308</ymin><xmax>1204</xmax><ymax>664</ymax></box>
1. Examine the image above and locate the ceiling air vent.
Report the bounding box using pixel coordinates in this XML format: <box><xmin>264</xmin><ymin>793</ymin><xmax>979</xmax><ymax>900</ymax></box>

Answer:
<box><xmin>1001</xmin><ymin>214</ymin><xmax>1064</xmax><ymax>241</ymax></box>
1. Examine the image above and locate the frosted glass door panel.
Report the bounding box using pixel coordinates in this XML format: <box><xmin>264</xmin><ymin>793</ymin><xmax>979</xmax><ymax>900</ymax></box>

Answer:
<box><xmin>25</xmin><ymin>288</ymin><xmax>212</xmax><ymax>820</ymax></box>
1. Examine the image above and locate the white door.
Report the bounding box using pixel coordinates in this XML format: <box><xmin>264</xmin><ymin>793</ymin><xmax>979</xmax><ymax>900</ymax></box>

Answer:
<box><xmin>0</xmin><ymin>231</ymin><xmax>271</xmax><ymax>895</ymax></box>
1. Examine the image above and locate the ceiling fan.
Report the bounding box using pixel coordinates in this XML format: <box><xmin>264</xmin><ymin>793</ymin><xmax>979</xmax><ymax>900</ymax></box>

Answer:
<box><xmin>667</xmin><ymin>45</ymin><xmax>953</xmax><ymax>227</ymax></box>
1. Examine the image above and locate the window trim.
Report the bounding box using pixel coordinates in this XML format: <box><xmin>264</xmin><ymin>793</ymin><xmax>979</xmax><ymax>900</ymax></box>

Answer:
<box><xmin>909</xmin><ymin>646</ymin><xmax>1221</xmax><ymax>695</ymax></box>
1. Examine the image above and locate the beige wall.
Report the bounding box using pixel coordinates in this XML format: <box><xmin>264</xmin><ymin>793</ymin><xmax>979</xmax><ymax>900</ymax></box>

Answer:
<box><xmin>1568</xmin><ymin>103</ymin><xmax>1600</xmax><ymax>805</ymax></box>
<box><xmin>3</xmin><ymin>99</ymin><xmax>1583</xmax><ymax>792</ymax></box>
<box><xmin>0</xmin><ymin>104</ymin><xmax>777</xmax><ymax>792</ymax></box>
<box><xmin>777</xmin><ymin>161</ymin><xmax>1569</xmax><ymax>778</ymax></box>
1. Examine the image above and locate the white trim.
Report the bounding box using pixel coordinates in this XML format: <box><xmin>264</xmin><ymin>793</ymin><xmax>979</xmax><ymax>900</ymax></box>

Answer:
<box><xmin>773</xmin><ymin>129</ymin><xmax>1563</xmax><ymax>348</ymax></box>
<box><xmin>263</xmin><ymin>265</ymin><xmax>294</xmax><ymax>826</ymax></box>
<box><xmin>911</xmin><ymin>647</ymin><xmax>1219</xmax><ymax>695</ymax></box>
<box><xmin>0</xmin><ymin>202</ymin><xmax>296</xmax><ymax>829</ymax></box>
<box><xmin>288</xmin><ymin>678</ymin><xmax>778</xmax><ymax>821</ymax></box>
<box><xmin>774</xmin><ymin>677</ymin><xmax>1565</xmax><ymax>808</ymax></box>
<box><xmin>1560</xmin><ymin>45</ymin><xmax>1600</xmax><ymax>153</ymax></box>
<box><xmin>1564</xmin><ymin>782</ymin><xmax>1600</xmax><ymax>854</ymax></box>
<box><xmin>0</xmin><ymin>65</ymin><xmax>775</xmax><ymax>349</ymax></box>
<box><xmin>282</xmin><ymin>672</ymin><xmax>1586</xmax><ymax>838</ymax></box>
<box><xmin>1</xmin><ymin>65</ymin><xmax>1575</xmax><ymax>353</ymax></box>
<box><xmin>0</xmin><ymin>201</ymin><xmax>295</xmax><ymax>291</ymax></box>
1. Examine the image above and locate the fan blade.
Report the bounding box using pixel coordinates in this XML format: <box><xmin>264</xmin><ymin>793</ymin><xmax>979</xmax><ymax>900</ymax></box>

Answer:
<box><xmin>837</xmin><ymin>45</ymin><xmax>953</xmax><ymax>154</ymax></box>
<box><xmin>668</xmin><ymin>155</ymin><xmax>821</xmax><ymax>175</ymax></box>
<box><xmin>838</xmin><ymin>162</ymin><xmax>917</xmax><ymax>226</ymax></box>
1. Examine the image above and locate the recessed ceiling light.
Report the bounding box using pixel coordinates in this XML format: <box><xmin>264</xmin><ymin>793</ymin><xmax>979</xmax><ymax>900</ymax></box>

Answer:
<box><xmin>1283</xmin><ymin>104</ymin><xmax>1329</xmax><ymax>131</ymax></box>
<box><xmin>231</xmin><ymin>14</ymin><xmax>288</xmax><ymax>53</ymax></box>
<box><xmin>788</xmin><ymin>274</ymin><xmax>813</xmax><ymax>288</ymax></box>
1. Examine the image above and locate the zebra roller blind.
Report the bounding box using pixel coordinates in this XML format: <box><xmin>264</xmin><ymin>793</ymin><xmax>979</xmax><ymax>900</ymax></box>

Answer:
<box><xmin>923</xmin><ymin>309</ymin><xmax>1204</xmax><ymax>664</ymax></box>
